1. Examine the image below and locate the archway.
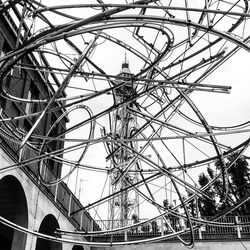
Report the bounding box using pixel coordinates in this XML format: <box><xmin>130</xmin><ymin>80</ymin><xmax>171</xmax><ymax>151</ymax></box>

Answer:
<box><xmin>35</xmin><ymin>214</ymin><xmax>62</xmax><ymax>250</ymax></box>
<box><xmin>72</xmin><ymin>246</ymin><xmax>84</xmax><ymax>250</ymax></box>
<box><xmin>0</xmin><ymin>175</ymin><xmax>28</xmax><ymax>250</ymax></box>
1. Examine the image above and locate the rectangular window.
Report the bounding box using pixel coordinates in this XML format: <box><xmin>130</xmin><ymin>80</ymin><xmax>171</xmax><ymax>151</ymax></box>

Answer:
<box><xmin>0</xmin><ymin>41</ymin><xmax>11</xmax><ymax>70</ymax></box>
<box><xmin>25</xmin><ymin>83</ymin><xmax>39</xmax><ymax>115</ymax></box>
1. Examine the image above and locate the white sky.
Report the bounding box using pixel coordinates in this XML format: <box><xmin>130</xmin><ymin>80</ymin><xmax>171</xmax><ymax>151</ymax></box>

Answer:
<box><xmin>24</xmin><ymin>0</ymin><xmax>250</xmax><ymax>221</ymax></box>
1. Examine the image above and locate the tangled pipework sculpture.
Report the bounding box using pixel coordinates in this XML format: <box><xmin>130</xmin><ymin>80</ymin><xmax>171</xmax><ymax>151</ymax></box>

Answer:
<box><xmin>1</xmin><ymin>0</ymin><xmax>250</xmax><ymax>247</ymax></box>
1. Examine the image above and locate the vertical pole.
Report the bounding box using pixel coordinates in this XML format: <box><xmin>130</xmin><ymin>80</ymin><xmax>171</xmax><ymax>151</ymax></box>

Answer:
<box><xmin>110</xmin><ymin>232</ymin><xmax>113</xmax><ymax>245</ymax></box>
<box><xmin>54</xmin><ymin>181</ymin><xmax>58</xmax><ymax>202</ymax></box>
<box><xmin>235</xmin><ymin>216</ymin><xmax>241</xmax><ymax>238</ymax></box>
<box><xmin>43</xmin><ymin>163</ymin><xmax>47</xmax><ymax>181</ymax></box>
<box><xmin>196</xmin><ymin>193</ymin><xmax>202</xmax><ymax>239</ymax></box>
<box><xmin>124</xmin><ymin>230</ymin><xmax>128</xmax><ymax>241</ymax></box>
<box><xmin>68</xmin><ymin>193</ymin><xmax>72</xmax><ymax>217</ymax></box>
<box><xmin>91</xmin><ymin>220</ymin><xmax>94</xmax><ymax>241</ymax></box>
<box><xmin>74</xmin><ymin>167</ymin><xmax>79</xmax><ymax>197</ymax></box>
<box><xmin>80</xmin><ymin>211</ymin><xmax>83</xmax><ymax>230</ymax></box>
<box><xmin>161</xmin><ymin>216</ymin><xmax>164</xmax><ymax>236</ymax></box>
<box><xmin>198</xmin><ymin>226</ymin><xmax>203</xmax><ymax>240</ymax></box>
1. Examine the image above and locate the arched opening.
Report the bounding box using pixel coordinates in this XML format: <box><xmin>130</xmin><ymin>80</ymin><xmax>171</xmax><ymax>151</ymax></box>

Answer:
<box><xmin>72</xmin><ymin>246</ymin><xmax>84</xmax><ymax>250</ymax></box>
<box><xmin>0</xmin><ymin>175</ymin><xmax>28</xmax><ymax>250</ymax></box>
<box><xmin>35</xmin><ymin>214</ymin><xmax>62</xmax><ymax>250</ymax></box>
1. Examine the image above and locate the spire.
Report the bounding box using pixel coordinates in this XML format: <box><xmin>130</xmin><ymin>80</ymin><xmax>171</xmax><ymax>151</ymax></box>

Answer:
<box><xmin>122</xmin><ymin>52</ymin><xmax>129</xmax><ymax>69</ymax></box>
<box><xmin>120</xmin><ymin>52</ymin><xmax>131</xmax><ymax>74</ymax></box>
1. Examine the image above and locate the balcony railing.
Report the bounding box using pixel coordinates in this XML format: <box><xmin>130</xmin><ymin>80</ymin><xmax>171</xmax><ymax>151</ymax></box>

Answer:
<box><xmin>93</xmin><ymin>215</ymin><xmax>250</xmax><ymax>242</ymax></box>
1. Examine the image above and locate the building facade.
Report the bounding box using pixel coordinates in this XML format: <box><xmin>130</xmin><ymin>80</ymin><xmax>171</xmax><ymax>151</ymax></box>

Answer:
<box><xmin>0</xmin><ymin>4</ymin><xmax>94</xmax><ymax>250</ymax></box>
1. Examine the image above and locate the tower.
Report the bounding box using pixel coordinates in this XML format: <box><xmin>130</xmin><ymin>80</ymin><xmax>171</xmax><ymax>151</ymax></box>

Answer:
<box><xmin>107</xmin><ymin>57</ymin><xmax>140</xmax><ymax>229</ymax></box>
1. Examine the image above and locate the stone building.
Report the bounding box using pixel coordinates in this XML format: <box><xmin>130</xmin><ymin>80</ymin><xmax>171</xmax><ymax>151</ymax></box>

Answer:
<box><xmin>0</xmin><ymin>4</ymin><xmax>94</xmax><ymax>250</ymax></box>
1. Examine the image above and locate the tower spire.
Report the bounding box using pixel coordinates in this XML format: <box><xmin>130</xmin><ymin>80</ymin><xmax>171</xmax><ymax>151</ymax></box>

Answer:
<box><xmin>122</xmin><ymin>52</ymin><xmax>129</xmax><ymax>70</ymax></box>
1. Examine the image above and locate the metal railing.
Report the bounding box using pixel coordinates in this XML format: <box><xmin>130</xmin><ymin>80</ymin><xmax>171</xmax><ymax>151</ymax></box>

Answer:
<box><xmin>93</xmin><ymin>215</ymin><xmax>250</xmax><ymax>241</ymax></box>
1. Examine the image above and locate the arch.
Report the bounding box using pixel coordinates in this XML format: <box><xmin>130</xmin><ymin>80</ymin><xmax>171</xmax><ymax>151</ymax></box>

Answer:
<box><xmin>0</xmin><ymin>175</ymin><xmax>28</xmax><ymax>250</ymax></box>
<box><xmin>72</xmin><ymin>246</ymin><xmax>84</xmax><ymax>250</ymax></box>
<box><xmin>35</xmin><ymin>214</ymin><xmax>62</xmax><ymax>250</ymax></box>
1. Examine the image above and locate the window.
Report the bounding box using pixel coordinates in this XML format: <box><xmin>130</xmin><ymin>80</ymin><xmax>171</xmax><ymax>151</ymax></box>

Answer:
<box><xmin>0</xmin><ymin>41</ymin><xmax>11</xmax><ymax>71</ymax></box>
<box><xmin>25</xmin><ymin>83</ymin><xmax>39</xmax><ymax>115</ymax></box>
<box><xmin>25</xmin><ymin>89</ymin><xmax>32</xmax><ymax>114</ymax></box>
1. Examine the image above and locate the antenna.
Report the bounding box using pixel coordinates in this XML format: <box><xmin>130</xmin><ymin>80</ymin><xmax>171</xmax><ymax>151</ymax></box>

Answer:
<box><xmin>122</xmin><ymin>52</ymin><xmax>129</xmax><ymax>69</ymax></box>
